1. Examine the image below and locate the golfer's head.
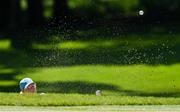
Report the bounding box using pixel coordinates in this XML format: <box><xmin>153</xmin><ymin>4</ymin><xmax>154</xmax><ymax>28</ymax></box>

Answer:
<box><xmin>19</xmin><ymin>78</ymin><xmax>36</xmax><ymax>93</ymax></box>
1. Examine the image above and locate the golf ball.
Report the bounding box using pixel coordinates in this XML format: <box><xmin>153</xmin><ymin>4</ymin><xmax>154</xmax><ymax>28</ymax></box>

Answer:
<box><xmin>40</xmin><ymin>93</ymin><xmax>46</xmax><ymax>95</ymax></box>
<box><xmin>139</xmin><ymin>10</ymin><xmax>144</xmax><ymax>16</ymax></box>
<box><xmin>96</xmin><ymin>90</ymin><xmax>102</xmax><ymax>96</ymax></box>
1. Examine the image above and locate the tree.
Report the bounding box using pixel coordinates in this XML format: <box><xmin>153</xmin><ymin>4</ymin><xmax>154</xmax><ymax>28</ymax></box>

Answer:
<box><xmin>54</xmin><ymin>0</ymin><xmax>69</xmax><ymax>23</ymax></box>
<box><xmin>140</xmin><ymin>0</ymin><xmax>180</xmax><ymax>20</ymax></box>
<box><xmin>0</xmin><ymin>0</ymin><xmax>21</xmax><ymax>29</ymax></box>
<box><xmin>27</xmin><ymin>0</ymin><xmax>44</xmax><ymax>26</ymax></box>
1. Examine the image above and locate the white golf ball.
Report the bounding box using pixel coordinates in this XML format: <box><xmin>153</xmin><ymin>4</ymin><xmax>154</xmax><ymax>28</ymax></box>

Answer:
<box><xmin>40</xmin><ymin>93</ymin><xmax>46</xmax><ymax>95</ymax></box>
<box><xmin>139</xmin><ymin>10</ymin><xmax>144</xmax><ymax>16</ymax></box>
<box><xmin>95</xmin><ymin>90</ymin><xmax>102</xmax><ymax>96</ymax></box>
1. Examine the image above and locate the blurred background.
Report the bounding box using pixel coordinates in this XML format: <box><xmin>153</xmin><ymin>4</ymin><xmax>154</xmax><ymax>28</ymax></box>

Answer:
<box><xmin>0</xmin><ymin>0</ymin><xmax>180</xmax><ymax>48</ymax></box>
<box><xmin>0</xmin><ymin>0</ymin><xmax>180</xmax><ymax>96</ymax></box>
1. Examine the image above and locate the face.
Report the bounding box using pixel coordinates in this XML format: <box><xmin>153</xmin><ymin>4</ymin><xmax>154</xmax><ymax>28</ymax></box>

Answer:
<box><xmin>23</xmin><ymin>83</ymin><xmax>36</xmax><ymax>93</ymax></box>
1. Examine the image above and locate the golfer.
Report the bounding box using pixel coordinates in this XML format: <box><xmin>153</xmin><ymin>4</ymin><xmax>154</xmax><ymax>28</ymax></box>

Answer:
<box><xmin>19</xmin><ymin>78</ymin><xmax>36</xmax><ymax>94</ymax></box>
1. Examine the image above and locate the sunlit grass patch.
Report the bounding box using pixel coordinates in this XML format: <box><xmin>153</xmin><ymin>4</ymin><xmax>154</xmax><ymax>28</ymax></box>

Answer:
<box><xmin>32</xmin><ymin>39</ymin><xmax>116</xmax><ymax>50</ymax></box>
<box><xmin>0</xmin><ymin>81</ymin><xmax>17</xmax><ymax>86</ymax></box>
<box><xmin>1</xmin><ymin>93</ymin><xmax>180</xmax><ymax>106</ymax></box>
<box><xmin>0</xmin><ymin>68</ymin><xmax>15</xmax><ymax>74</ymax></box>
<box><xmin>58</xmin><ymin>40</ymin><xmax>115</xmax><ymax>49</ymax></box>
<box><xmin>32</xmin><ymin>38</ymin><xmax>170</xmax><ymax>50</ymax></box>
<box><xmin>14</xmin><ymin>64</ymin><xmax>180</xmax><ymax>95</ymax></box>
<box><xmin>0</xmin><ymin>39</ymin><xmax>11</xmax><ymax>50</ymax></box>
<box><xmin>0</xmin><ymin>68</ymin><xmax>18</xmax><ymax>86</ymax></box>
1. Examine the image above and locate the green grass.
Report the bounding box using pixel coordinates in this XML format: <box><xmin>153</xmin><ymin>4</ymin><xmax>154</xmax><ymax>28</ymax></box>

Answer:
<box><xmin>1</xmin><ymin>93</ymin><xmax>180</xmax><ymax>106</ymax></box>
<box><xmin>32</xmin><ymin>39</ymin><xmax>153</xmax><ymax>50</ymax></box>
<box><xmin>0</xmin><ymin>39</ymin><xmax>11</xmax><ymax>50</ymax></box>
<box><xmin>16</xmin><ymin>64</ymin><xmax>180</xmax><ymax>95</ymax></box>
<box><xmin>0</xmin><ymin>28</ymin><xmax>180</xmax><ymax>106</ymax></box>
<box><xmin>1</xmin><ymin>64</ymin><xmax>180</xmax><ymax>105</ymax></box>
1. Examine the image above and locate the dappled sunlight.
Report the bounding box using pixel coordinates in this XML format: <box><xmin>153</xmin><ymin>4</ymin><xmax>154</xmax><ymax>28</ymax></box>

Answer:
<box><xmin>0</xmin><ymin>33</ymin><xmax>179</xmax><ymax>69</ymax></box>
<box><xmin>0</xmin><ymin>81</ymin><xmax>17</xmax><ymax>86</ymax></box>
<box><xmin>58</xmin><ymin>40</ymin><xmax>115</xmax><ymax>49</ymax></box>
<box><xmin>0</xmin><ymin>39</ymin><xmax>11</xmax><ymax>50</ymax></box>
<box><xmin>11</xmin><ymin>64</ymin><xmax>180</xmax><ymax>95</ymax></box>
<box><xmin>0</xmin><ymin>68</ymin><xmax>15</xmax><ymax>74</ymax></box>
<box><xmin>32</xmin><ymin>34</ymin><xmax>180</xmax><ymax>50</ymax></box>
<box><xmin>0</xmin><ymin>26</ymin><xmax>180</xmax><ymax>97</ymax></box>
<box><xmin>1</xmin><ymin>0</ymin><xmax>180</xmax><ymax>107</ymax></box>
<box><xmin>0</xmin><ymin>68</ymin><xmax>20</xmax><ymax>88</ymax></box>
<box><xmin>68</xmin><ymin>0</ymin><xmax>140</xmax><ymax>17</ymax></box>
<box><xmin>33</xmin><ymin>40</ymin><xmax>116</xmax><ymax>50</ymax></box>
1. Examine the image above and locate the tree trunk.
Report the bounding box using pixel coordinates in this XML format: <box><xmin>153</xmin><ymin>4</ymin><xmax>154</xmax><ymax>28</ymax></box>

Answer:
<box><xmin>54</xmin><ymin>0</ymin><xmax>69</xmax><ymax>23</ymax></box>
<box><xmin>27</xmin><ymin>0</ymin><xmax>44</xmax><ymax>26</ymax></box>
<box><xmin>0</xmin><ymin>1</ymin><xmax>20</xmax><ymax>29</ymax></box>
<box><xmin>9</xmin><ymin>0</ymin><xmax>21</xmax><ymax>29</ymax></box>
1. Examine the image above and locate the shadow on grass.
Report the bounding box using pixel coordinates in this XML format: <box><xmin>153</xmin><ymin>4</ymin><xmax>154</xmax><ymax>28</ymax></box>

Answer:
<box><xmin>0</xmin><ymin>23</ymin><xmax>180</xmax><ymax>68</ymax></box>
<box><xmin>1</xmin><ymin>81</ymin><xmax>180</xmax><ymax>97</ymax></box>
<box><xmin>0</xmin><ymin>85</ymin><xmax>18</xmax><ymax>92</ymax></box>
<box><xmin>37</xmin><ymin>81</ymin><xmax>119</xmax><ymax>94</ymax></box>
<box><xmin>15</xmin><ymin>44</ymin><xmax>180</xmax><ymax>67</ymax></box>
<box><xmin>0</xmin><ymin>81</ymin><xmax>120</xmax><ymax>93</ymax></box>
<box><xmin>0</xmin><ymin>72</ymin><xmax>18</xmax><ymax>80</ymax></box>
<box><xmin>0</xmin><ymin>38</ymin><xmax>179</xmax><ymax>93</ymax></box>
<box><xmin>37</xmin><ymin>81</ymin><xmax>180</xmax><ymax>97</ymax></box>
<box><xmin>0</xmin><ymin>24</ymin><xmax>180</xmax><ymax>95</ymax></box>
<box><xmin>0</xmin><ymin>43</ymin><xmax>179</xmax><ymax>69</ymax></box>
